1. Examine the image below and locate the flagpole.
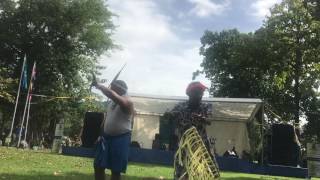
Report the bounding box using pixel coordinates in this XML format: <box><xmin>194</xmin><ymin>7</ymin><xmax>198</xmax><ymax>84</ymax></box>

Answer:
<box><xmin>8</xmin><ymin>55</ymin><xmax>27</xmax><ymax>140</ymax></box>
<box><xmin>17</xmin><ymin>62</ymin><xmax>36</xmax><ymax>147</ymax></box>
<box><xmin>23</xmin><ymin>95</ymin><xmax>31</xmax><ymax>142</ymax></box>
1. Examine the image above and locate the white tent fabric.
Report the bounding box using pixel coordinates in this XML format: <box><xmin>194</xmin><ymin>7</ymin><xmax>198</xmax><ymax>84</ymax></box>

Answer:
<box><xmin>207</xmin><ymin>121</ymin><xmax>251</xmax><ymax>156</ymax></box>
<box><xmin>131</xmin><ymin>114</ymin><xmax>159</xmax><ymax>148</ymax></box>
<box><xmin>212</xmin><ymin>102</ymin><xmax>258</xmax><ymax>121</ymax></box>
<box><xmin>129</xmin><ymin>94</ymin><xmax>262</xmax><ymax>156</ymax></box>
<box><xmin>130</xmin><ymin>94</ymin><xmax>261</xmax><ymax>121</ymax></box>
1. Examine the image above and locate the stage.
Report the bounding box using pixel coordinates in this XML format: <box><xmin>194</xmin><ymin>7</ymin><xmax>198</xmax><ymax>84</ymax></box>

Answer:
<box><xmin>62</xmin><ymin>146</ymin><xmax>308</xmax><ymax>178</ymax></box>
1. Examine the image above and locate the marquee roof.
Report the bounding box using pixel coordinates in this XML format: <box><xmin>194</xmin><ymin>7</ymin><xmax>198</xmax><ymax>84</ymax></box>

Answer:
<box><xmin>130</xmin><ymin>93</ymin><xmax>263</xmax><ymax>122</ymax></box>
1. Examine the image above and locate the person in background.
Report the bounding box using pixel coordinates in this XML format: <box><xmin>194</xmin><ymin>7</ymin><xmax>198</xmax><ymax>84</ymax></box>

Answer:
<box><xmin>223</xmin><ymin>146</ymin><xmax>239</xmax><ymax>158</ymax></box>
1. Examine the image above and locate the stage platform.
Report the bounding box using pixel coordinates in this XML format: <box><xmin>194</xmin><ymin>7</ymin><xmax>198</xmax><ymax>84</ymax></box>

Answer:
<box><xmin>62</xmin><ymin>146</ymin><xmax>308</xmax><ymax>178</ymax></box>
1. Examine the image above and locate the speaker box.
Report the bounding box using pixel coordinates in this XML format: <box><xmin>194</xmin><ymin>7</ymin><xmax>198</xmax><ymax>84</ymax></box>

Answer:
<box><xmin>270</xmin><ymin>124</ymin><xmax>298</xmax><ymax>166</ymax></box>
<box><xmin>81</xmin><ymin>112</ymin><xmax>104</xmax><ymax>148</ymax></box>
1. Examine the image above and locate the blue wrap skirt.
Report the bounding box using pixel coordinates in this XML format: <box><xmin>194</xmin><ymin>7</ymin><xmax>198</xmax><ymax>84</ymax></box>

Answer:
<box><xmin>94</xmin><ymin>132</ymin><xmax>131</xmax><ymax>173</ymax></box>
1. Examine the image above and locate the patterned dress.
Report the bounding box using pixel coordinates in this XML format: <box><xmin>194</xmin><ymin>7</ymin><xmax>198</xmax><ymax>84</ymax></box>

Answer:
<box><xmin>164</xmin><ymin>101</ymin><xmax>213</xmax><ymax>179</ymax></box>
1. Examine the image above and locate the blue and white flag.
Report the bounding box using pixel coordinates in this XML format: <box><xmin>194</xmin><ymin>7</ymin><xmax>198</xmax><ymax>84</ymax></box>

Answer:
<box><xmin>21</xmin><ymin>55</ymin><xmax>28</xmax><ymax>90</ymax></box>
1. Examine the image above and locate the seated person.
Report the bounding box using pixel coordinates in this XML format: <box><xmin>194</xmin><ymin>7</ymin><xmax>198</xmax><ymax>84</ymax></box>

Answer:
<box><xmin>223</xmin><ymin>146</ymin><xmax>239</xmax><ymax>158</ymax></box>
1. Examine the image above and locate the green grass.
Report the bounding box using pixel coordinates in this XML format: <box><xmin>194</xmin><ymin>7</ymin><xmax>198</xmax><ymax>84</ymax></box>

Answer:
<box><xmin>0</xmin><ymin>147</ymin><xmax>318</xmax><ymax>180</ymax></box>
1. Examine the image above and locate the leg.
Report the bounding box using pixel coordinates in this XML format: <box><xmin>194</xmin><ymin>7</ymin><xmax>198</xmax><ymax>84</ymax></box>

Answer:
<box><xmin>111</xmin><ymin>171</ymin><xmax>121</xmax><ymax>180</ymax></box>
<box><xmin>94</xmin><ymin>166</ymin><xmax>106</xmax><ymax>180</ymax></box>
<box><xmin>174</xmin><ymin>155</ymin><xmax>187</xmax><ymax>179</ymax></box>
<box><xmin>109</xmin><ymin>134</ymin><xmax>130</xmax><ymax>180</ymax></box>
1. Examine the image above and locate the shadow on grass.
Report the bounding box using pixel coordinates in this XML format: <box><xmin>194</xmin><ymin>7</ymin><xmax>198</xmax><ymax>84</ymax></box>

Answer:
<box><xmin>221</xmin><ymin>178</ymin><xmax>260</xmax><ymax>180</ymax></box>
<box><xmin>129</xmin><ymin>162</ymin><xmax>172</xmax><ymax>168</ymax></box>
<box><xmin>0</xmin><ymin>172</ymin><xmax>169</xmax><ymax>180</ymax></box>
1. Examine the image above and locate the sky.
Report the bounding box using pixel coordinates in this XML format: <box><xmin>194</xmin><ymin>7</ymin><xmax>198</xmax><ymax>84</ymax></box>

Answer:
<box><xmin>97</xmin><ymin>0</ymin><xmax>281</xmax><ymax>97</ymax></box>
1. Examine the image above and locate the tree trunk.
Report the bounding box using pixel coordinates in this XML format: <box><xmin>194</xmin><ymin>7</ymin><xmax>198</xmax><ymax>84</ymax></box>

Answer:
<box><xmin>48</xmin><ymin>118</ymin><xmax>56</xmax><ymax>146</ymax></box>
<box><xmin>294</xmin><ymin>37</ymin><xmax>302</xmax><ymax>124</ymax></box>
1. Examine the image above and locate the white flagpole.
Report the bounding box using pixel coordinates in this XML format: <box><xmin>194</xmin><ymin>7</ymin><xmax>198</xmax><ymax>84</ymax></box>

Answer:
<box><xmin>17</xmin><ymin>62</ymin><xmax>36</xmax><ymax>147</ymax></box>
<box><xmin>23</xmin><ymin>95</ymin><xmax>31</xmax><ymax>142</ymax></box>
<box><xmin>8</xmin><ymin>55</ymin><xmax>27</xmax><ymax>139</ymax></box>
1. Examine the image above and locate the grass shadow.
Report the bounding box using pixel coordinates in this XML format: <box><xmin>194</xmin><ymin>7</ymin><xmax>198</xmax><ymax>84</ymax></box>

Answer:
<box><xmin>221</xmin><ymin>178</ymin><xmax>262</xmax><ymax>180</ymax></box>
<box><xmin>0</xmin><ymin>172</ymin><xmax>169</xmax><ymax>180</ymax></box>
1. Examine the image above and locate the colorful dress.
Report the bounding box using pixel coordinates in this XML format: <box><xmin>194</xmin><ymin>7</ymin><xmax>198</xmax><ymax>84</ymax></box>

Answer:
<box><xmin>165</xmin><ymin>102</ymin><xmax>214</xmax><ymax>179</ymax></box>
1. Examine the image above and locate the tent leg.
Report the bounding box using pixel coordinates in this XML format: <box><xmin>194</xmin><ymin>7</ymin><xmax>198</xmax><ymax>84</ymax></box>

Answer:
<box><xmin>261</xmin><ymin>103</ymin><xmax>265</xmax><ymax>165</ymax></box>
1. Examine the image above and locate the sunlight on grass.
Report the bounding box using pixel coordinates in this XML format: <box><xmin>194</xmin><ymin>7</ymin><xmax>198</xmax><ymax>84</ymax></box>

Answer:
<box><xmin>1</xmin><ymin>147</ymin><xmax>318</xmax><ymax>180</ymax></box>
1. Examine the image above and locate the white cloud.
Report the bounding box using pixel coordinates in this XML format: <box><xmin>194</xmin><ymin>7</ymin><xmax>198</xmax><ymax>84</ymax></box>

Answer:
<box><xmin>108</xmin><ymin>1</ymin><xmax>177</xmax><ymax>50</ymax></box>
<box><xmin>98</xmin><ymin>0</ymin><xmax>210</xmax><ymax>97</ymax></box>
<box><xmin>250</xmin><ymin>0</ymin><xmax>281</xmax><ymax>19</ymax></box>
<box><xmin>188</xmin><ymin>0</ymin><xmax>230</xmax><ymax>17</ymax></box>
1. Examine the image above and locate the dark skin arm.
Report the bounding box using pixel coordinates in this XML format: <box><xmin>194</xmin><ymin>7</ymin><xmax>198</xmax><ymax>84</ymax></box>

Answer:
<box><xmin>91</xmin><ymin>73</ymin><xmax>133</xmax><ymax>114</ymax></box>
<box><xmin>95</xmin><ymin>83</ymin><xmax>133</xmax><ymax>114</ymax></box>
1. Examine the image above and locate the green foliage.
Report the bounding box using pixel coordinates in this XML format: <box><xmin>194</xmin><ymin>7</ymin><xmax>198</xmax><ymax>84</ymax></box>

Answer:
<box><xmin>0</xmin><ymin>67</ymin><xmax>16</xmax><ymax>103</ymax></box>
<box><xmin>247</xmin><ymin>118</ymin><xmax>262</xmax><ymax>161</ymax></box>
<box><xmin>0</xmin><ymin>0</ymin><xmax>114</xmax><ymax>139</ymax></box>
<box><xmin>303</xmin><ymin>97</ymin><xmax>320</xmax><ymax>143</ymax></box>
<box><xmin>265</xmin><ymin>0</ymin><xmax>320</xmax><ymax>124</ymax></box>
<box><xmin>198</xmin><ymin>0</ymin><xmax>320</xmax><ymax>139</ymax></box>
<box><xmin>304</xmin><ymin>0</ymin><xmax>320</xmax><ymax>20</ymax></box>
<box><xmin>200</xmin><ymin>29</ymin><xmax>269</xmax><ymax>98</ymax></box>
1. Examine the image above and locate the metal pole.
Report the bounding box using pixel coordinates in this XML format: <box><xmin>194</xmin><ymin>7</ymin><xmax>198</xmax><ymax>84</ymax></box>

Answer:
<box><xmin>261</xmin><ymin>102</ymin><xmax>265</xmax><ymax>165</ymax></box>
<box><xmin>8</xmin><ymin>55</ymin><xmax>26</xmax><ymax>138</ymax></box>
<box><xmin>17</xmin><ymin>62</ymin><xmax>36</xmax><ymax>147</ymax></box>
<box><xmin>23</xmin><ymin>95</ymin><xmax>31</xmax><ymax>142</ymax></box>
<box><xmin>17</xmin><ymin>91</ymin><xmax>30</xmax><ymax>147</ymax></box>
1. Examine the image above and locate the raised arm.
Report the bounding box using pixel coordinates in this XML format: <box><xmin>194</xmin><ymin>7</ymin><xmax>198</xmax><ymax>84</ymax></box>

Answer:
<box><xmin>91</xmin><ymin>73</ymin><xmax>133</xmax><ymax>113</ymax></box>
<box><xmin>95</xmin><ymin>83</ymin><xmax>133</xmax><ymax>113</ymax></box>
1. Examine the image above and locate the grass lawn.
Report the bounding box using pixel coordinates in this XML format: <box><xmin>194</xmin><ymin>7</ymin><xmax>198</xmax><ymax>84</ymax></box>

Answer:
<box><xmin>0</xmin><ymin>147</ymin><xmax>318</xmax><ymax>180</ymax></box>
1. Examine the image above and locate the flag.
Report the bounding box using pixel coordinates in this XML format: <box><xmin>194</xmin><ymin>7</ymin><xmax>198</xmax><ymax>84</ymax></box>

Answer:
<box><xmin>31</xmin><ymin>62</ymin><xmax>36</xmax><ymax>80</ymax></box>
<box><xmin>28</xmin><ymin>94</ymin><xmax>32</xmax><ymax>102</ymax></box>
<box><xmin>29</xmin><ymin>62</ymin><xmax>36</xmax><ymax>91</ymax></box>
<box><xmin>21</xmin><ymin>56</ymin><xmax>28</xmax><ymax>90</ymax></box>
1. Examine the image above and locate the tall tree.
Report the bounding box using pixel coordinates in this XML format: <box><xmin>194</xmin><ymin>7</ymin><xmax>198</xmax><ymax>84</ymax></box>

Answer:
<box><xmin>199</xmin><ymin>29</ymin><xmax>274</xmax><ymax>98</ymax></box>
<box><xmin>0</xmin><ymin>0</ymin><xmax>115</xmax><ymax>141</ymax></box>
<box><xmin>266</xmin><ymin>0</ymin><xmax>320</xmax><ymax>123</ymax></box>
<box><xmin>198</xmin><ymin>0</ymin><xmax>320</xmax><ymax>125</ymax></box>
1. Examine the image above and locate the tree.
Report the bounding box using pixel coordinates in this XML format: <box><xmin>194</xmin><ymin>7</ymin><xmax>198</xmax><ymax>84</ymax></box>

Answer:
<box><xmin>199</xmin><ymin>29</ymin><xmax>273</xmax><ymax>98</ymax></box>
<box><xmin>198</xmin><ymin>0</ymin><xmax>320</xmax><ymax>126</ymax></box>
<box><xmin>266</xmin><ymin>0</ymin><xmax>320</xmax><ymax>123</ymax></box>
<box><xmin>0</xmin><ymin>0</ymin><xmax>115</xmax><ymax>143</ymax></box>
